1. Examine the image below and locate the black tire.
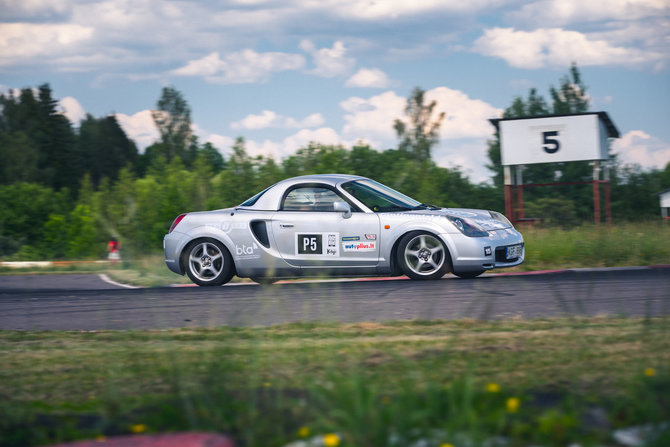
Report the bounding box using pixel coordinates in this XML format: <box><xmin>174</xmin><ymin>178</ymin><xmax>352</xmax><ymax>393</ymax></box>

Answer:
<box><xmin>453</xmin><ymin>270</ymin><xmax>484</xmax><ymax>279</ymax></box>
<box><xmin>183</xmin><ymin>239</ymin><xmax>234</xmax><ymax>286</ymax></box>
<box><xmin>396</xmin><ymin>231</ymin><xmax>452</xmax><ymax>280</ymax></box>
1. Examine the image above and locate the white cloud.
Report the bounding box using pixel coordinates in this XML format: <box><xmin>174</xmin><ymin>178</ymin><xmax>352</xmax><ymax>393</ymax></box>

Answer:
<box><xmin>433</xmin><ymin>139</ymin><xmax>494</xmax><ymax>184</ymax></box>
<box><xmin>171</xmin><ymin>52</ymin><xmax>223</xmax><ymax>77</ymax></box>
<box><xmin>245</xmin><ymin>127</ymin><xmax>345</xmax><ymax>159</ymax></box>
<box><xmin>472</xmin><ymin>27</ymin><xmax>661</xmax><ymax>69</ymax></box>
<box><xmin>0</xmin><ymin>0</ymin><xmax>70</xmax><ymax>19</ymax></box>
<box><xmin>507</xmin><ymin>0</ymin><xmax>669</xmax><ymax>26</ymax></box>
<box><xmin>299</xmin><ymin>40</ymin><xmax>356</xmax><ymax>78</ymax></box>
<box><xmin>427</xmin><ymin>87</ymin><xmax>502</xmax><ymax>140</ymax></box>
<box><xmin>230</xmin><ymin>110</ymin><xmax>325</xmax><ymax>130</ymax></box>
<box><xmin>612</xmin><ymin>130</ymin><xmax>670</xmax><ymax>169</ymax></box>
<box><xmin>340</xmin><ymin>87</ymin><xmax>501</xmax><ymax>143</ymax></box>
<box><xmin>58</xmin><ymin>96</ymin><xmax>87</xmax><ymax>125</ymax></box>
<box><xmin>171</xmin><ymin>50</ymin><xmax>305</xmax><ymax>84</ymax></box>
<box><xmin>115</xmin><ymin>110</ymin><xmax>159</xmax><ymax>153</ymax></box>
<box><xmin>115</xmin><ymin>109</ymin><xmax>237</xmax><ymax>156</ymax></box>
<box><xmin>340</xmin><ymin>91</ymin><xmax>406</xmax><ymax>143</ymax></box>
<box><xmin>322</xmin><ymin>0</ymin><xmax>509</xmax><ymax>20</ymax></box>
<box><xmin>0</xmin><ymin>23</ymin><xmax>93</xmax><ymax>66</ymax></box>
<box><xmin>345</xmin><ymin>68</ymin><xmax>393</xmax><ymax>88</ymax></box>
<box><xmin>192</xmin><ymin>124</ymin><xmax>235</xmax><ymax>156</ymax></box>
<box><xmin>204</xmin><ymin>134</ymin><xmax>235</xmax><ymax>154</ymax></box>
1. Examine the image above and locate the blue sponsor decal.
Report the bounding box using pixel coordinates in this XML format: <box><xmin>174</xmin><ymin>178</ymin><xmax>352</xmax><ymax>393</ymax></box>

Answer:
<box><xmin>341</xmin><ymin>236</ymin><xmax>360</xmax><ymax>241</ymax></box>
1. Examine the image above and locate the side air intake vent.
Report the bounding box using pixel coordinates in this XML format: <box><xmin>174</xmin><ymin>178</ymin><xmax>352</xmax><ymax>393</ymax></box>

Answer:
<box><xmin>250</xmin><ymin>220</ymin><xmax>270</xmax><ymax>248</ymax></box>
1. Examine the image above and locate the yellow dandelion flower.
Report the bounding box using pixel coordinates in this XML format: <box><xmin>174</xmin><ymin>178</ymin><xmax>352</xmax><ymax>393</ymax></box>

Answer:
<box><xmin>644</xmin><ymin>368</ymin><xmax>656</xmax><ymax>377</ymax></box>
<box><xmin>485</xmin><ymin>382</ymin><xmax>500</xmax><ymax>393</ymax></box>
<box><xmin>440</xmin><ymin>444</ymin><xmax>455</xmax><ymax>447</ymax></box>
<box><xmin>506</xmin><ymin>397</ymin><xmax>520</xmax><ymax>413</ymax></box>
<box><xmin>96</xmin><ymin>435</ymin><xmax>107</xmax><ymax>442</ymax></box>
<box><xmin>323</xmin><ymin>432</ymin><xmax>340</xmax><ymax>447</ymax></box>
<box><xmin>297</xmin><ymin>426</ymin><xmax>310</xmax><ymax>438</ymax></box>
<box><xmin>130</xmin><ymin>424</ymin><xmax>146</xmax><ymax>433</ymax></box>
<box><xmin>263</xmin><ymin>382</ymin><xmax>272</xmax><ymax>387</ymax></box>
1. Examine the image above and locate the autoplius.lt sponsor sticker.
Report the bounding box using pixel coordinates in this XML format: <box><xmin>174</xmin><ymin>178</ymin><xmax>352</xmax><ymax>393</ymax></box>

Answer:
<box><xmin>342</xmin><ymin>241</ymin><xmax>376</xmax><ymax>252</ymax></box>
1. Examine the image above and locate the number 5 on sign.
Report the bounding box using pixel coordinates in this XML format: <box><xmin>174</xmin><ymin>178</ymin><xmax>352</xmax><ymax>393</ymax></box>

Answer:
<box><xmin>542</xmin><ymin>130</ymin><xmax>560</xmax><ymax>154</ymax></box>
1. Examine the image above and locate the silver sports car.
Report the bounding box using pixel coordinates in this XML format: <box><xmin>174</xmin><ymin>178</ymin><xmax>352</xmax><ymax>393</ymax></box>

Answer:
<box><xmin>164</xmin><ymin>174</ymin><xmax>524</xmax><ymax>286</ymax></box>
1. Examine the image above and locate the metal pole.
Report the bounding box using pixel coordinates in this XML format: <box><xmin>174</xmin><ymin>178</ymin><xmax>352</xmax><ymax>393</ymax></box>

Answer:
<box><xmin>504</xmin><ymin>166</ymin><xmax>514</xmax><ymax>223</ymax></box>
<box><xmin>604</xmin><ymin>165</ymin><xmax>611</xmax><ymax>225</ymax></box>
<box><xmin>593</xmin><ymin>161</ymin><xmax>601</xmax><ymax>225</ymax></box>
<box><xmin>516</xmin><ymin>165</ymin><xmax>524</xmax><ymax>221</ymax></box>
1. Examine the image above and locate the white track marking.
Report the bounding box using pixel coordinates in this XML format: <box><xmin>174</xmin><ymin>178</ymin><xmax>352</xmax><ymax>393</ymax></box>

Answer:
<box><xmin>98</xmin><ymin>274</ymin><xmax>140</xmax><ymax>289</ymax></box>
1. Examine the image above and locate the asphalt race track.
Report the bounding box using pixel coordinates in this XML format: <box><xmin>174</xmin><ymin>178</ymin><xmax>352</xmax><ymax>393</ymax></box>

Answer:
<box><xmin>0</xmin><ymin>268</ymin><xmax>669</xmax><ymax>331</ymax></box>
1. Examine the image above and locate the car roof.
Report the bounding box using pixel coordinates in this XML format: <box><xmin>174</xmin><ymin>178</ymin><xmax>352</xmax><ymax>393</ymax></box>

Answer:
<box><xmin>240</xmin><ymin>174</ymin><xmax>366</xmax><ymax>210</ymax></box>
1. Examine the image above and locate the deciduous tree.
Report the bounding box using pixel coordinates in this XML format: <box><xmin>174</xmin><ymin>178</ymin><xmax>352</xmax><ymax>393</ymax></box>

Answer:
<box><xmin>393</xmin><ymin>87</ymin><xmax>446</xmax><ymax>162</ymax></box>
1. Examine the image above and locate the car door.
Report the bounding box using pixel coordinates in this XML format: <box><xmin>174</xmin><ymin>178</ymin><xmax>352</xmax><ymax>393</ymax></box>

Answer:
<box><xmin>270</xmin><ymin>184</ymin><xmax>380</xmax><ymax>268</ymax></box>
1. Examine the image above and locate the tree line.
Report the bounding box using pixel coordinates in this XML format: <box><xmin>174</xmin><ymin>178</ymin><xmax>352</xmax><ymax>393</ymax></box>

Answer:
<box><xmin>1</xmin><ymin>67</ymin><xmax>668</xmax><ymax>259</ymax></box>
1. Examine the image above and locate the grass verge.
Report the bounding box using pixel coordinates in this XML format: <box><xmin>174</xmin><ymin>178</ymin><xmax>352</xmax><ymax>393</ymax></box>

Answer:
<box><xmin>2</xmin><ymin>317</ymin><xmax>669</xmax><ymax>446</ymax></box>
<box><xmin>3</xmin><ymin>222</ymin><xmax>670</xmax><ymax>287</ymax></box>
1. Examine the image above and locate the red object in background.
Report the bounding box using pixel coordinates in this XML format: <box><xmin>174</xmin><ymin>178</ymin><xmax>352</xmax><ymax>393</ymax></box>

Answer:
<box><xmin>45</xmin><ymin>432</ymin><xmax>235</xmax><ymax>447</ymax></box>
<box><xmin>107</xmin><ymin>238</ymin><xmax>121</xmax><ymax>261</ymax></box>
<box><xmin>108</xmin><ymin>240</ymin><xmax>119</xmax><ymax>253</ymax></box>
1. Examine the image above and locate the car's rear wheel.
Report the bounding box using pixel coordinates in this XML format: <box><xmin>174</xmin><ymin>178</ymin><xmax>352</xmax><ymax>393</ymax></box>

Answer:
<box><xmin>184</xmin><ymin>239</ymin><xmax>234</xmax><ymax>286</ymax></box>
<box><xmin>453</xmin><ymin>270</ymin><xmax>484</xmax><ymax>279</ymax></box>
<box><xmin>397</xmin><ymin>231</ymin><xmax>451</xmax><ymax>280</ymax></box>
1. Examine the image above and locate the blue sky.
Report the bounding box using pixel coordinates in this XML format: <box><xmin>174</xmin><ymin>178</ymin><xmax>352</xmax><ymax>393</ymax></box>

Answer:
<box><xmin>1</xmin><ymin>0</ymin><xmax>669</xmax><ymax>182</ymax></box>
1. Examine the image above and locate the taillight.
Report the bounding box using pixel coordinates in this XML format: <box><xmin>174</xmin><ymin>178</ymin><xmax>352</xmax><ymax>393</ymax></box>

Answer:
<box><xmin>169</xmin><ymin>214</ymin><xmax>187</xmax><ymax>233</ymax></box>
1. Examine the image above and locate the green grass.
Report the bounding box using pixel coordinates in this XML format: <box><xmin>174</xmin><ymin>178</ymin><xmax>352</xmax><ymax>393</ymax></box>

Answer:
<box><xmin>514</xmin><ymin>222</ymin><xmax>670</xmax><ymax>271</ymax></box>
<box><xmin>2</xmin><ymin>318</ymin><xmax>669</xmax><ymax>446</ymax></box>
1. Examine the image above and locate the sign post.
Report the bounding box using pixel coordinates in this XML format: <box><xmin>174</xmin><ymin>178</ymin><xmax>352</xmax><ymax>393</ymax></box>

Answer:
<box><xmin>491</xmin><ymin>112</ymin><xmax>619</xmax><ymax>225</ymax></box>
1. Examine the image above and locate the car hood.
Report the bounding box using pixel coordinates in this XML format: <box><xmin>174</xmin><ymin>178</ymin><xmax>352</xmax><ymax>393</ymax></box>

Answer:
<box><xmin>403</xmin><ymin>207</ymin><xmax>511</xmax><ymax>231</ymax></box>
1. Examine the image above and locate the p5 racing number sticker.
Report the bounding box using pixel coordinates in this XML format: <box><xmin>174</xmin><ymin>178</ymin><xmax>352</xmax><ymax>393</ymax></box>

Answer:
<box><xmin>296</xmin><ymin>233</ymin><xmax>339</xmax><ymax>257</ymax></box>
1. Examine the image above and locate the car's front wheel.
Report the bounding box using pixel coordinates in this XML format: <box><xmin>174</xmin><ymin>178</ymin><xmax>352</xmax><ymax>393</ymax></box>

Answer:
<box><xmin>397</xmin><ymin>231</ymin><xmax>452</xmax><ymax>280</ymax></box>
<box><xmin>184</xmin><ymin>239</ymin><xmax>234</xmax><ymax>286</ymax></box>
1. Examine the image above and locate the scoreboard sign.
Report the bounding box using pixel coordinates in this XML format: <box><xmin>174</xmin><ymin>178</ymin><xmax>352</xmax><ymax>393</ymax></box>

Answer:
<box><xmin>495</xmin><ymin>112</ymin><xmax>618</xmax><ymax>166</ymax></box>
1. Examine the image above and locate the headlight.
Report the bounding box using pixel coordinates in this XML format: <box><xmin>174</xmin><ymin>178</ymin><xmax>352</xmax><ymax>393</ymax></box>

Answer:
<box><xmin>446</xmin><ymin>215</ymin><xmax>489</xmax><ymax>237</ymax></box>
<box><xmin>489</xmin><ymin>211</ymin><xmax>513</xmax><ymax>228</ymax></box>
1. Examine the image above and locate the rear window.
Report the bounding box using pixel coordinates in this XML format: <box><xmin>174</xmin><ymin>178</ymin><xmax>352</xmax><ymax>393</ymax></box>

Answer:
<box><xmin>240</xmin><ymin>185</ymin><xmax>272</xmax><ymax>207</ymax></box>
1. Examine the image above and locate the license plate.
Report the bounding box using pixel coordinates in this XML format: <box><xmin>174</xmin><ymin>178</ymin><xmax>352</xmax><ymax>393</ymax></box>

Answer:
<box><xmin>506</xmin><ymin>244</ymin><xmax>523</xmax><ymax>259</ymax></box>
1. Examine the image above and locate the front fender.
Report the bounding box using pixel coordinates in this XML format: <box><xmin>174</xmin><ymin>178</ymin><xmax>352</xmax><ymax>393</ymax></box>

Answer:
<box><xmin>382</xmin><ymin>219</ymin><xmax>458</xmax><ymax>268</ymax></box>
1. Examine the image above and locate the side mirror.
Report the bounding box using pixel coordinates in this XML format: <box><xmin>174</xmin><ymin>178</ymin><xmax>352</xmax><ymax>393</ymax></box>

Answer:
<box><xmin>333</xmin><ymin>201</ymin><xmax>352</xmax><ymax>219</ymax></box>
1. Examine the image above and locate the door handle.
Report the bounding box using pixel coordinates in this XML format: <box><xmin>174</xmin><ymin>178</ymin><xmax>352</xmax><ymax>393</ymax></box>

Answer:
<box><xmin>280</xmin><ymin>223</ymin><xmax>294</xmax><ymax>228</ymax></box>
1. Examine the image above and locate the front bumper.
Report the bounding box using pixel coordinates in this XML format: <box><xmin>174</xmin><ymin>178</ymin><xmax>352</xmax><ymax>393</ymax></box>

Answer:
<box><xmin>444</xmin><ymin>227</ymin><xmax>525</xmax><ymax>274</ymax></box>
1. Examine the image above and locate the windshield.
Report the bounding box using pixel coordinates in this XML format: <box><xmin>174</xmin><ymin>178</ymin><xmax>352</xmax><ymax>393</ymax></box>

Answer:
<box><xmin>342</xmin><ymin>179</ymin><xmax>422</xmax><ymax>212</ymax></box>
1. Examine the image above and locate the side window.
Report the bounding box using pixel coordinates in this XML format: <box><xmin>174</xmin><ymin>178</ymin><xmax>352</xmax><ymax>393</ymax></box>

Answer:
<box><xmin>282</xmin><ymin>187</ymin><xmax>344</xmax><ymax>212</ymax></box>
